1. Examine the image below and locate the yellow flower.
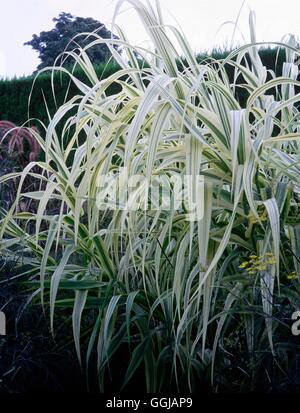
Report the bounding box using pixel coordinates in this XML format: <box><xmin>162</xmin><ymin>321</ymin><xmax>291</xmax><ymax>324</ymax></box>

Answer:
<box><xmin>240</xmin><ymin>252</ymin><xmax>276</xmax><ymax>276</ymax></box>
<box><xmin>287</xmin><ymin>271</ymin><xmax>299</xmax><ymax>280</ymax></box>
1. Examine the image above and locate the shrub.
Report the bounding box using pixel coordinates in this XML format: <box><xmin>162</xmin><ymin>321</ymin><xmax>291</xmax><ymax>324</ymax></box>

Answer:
<box><xmin>0</xmin><ymin>49</ymin><xmax>290</xmax><ymax>127</ymax></box>
<box><xmin>0</xmin><ymin>121</ymin><xmax>40</xmax><ymax>164</ymax></box>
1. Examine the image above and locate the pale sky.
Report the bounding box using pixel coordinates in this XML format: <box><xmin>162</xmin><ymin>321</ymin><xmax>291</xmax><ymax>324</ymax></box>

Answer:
<box><xmin>0</xmin><ymin>0</ymin><xmax>300</xmax><ymax>78</ymax></box>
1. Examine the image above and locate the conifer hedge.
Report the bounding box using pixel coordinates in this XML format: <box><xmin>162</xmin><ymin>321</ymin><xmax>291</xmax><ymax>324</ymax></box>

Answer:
<box><xmin>0</xmin><ymin>48</ymin><xmax>287</xmax><ymax>127</ymax></box>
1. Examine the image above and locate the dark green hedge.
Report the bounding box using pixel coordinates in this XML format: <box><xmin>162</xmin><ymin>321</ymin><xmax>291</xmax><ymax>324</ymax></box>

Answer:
<box><xmin>0</xmin><ymin>48</ymin><xmax>288</xmax><ymax>128</ymax></box>
<box><xmin>0</xmin><ymin>62</ymin><xmax>121</xmax><ymax>128</ymax></box>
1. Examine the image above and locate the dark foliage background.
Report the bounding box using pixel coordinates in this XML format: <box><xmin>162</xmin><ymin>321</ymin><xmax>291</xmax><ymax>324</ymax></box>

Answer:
<box><xmin>0</xmin><ymin>48</ymin><xmax>287</xmax><ymax>129</ymax></box>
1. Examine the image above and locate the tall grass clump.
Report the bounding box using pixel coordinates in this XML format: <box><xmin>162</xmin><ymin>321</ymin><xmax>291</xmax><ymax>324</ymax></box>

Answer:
<box><xmin>1</xmin><ymin>0</ymin><xmax>300</xmax><ymax>391</ymax></box>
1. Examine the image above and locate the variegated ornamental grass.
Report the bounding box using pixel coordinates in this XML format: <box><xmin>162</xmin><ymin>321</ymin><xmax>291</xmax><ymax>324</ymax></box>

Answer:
<box><xmin>1</xmin><ymin>0</ymin><xmax>300</xmax><ymax>391</ymax></box>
